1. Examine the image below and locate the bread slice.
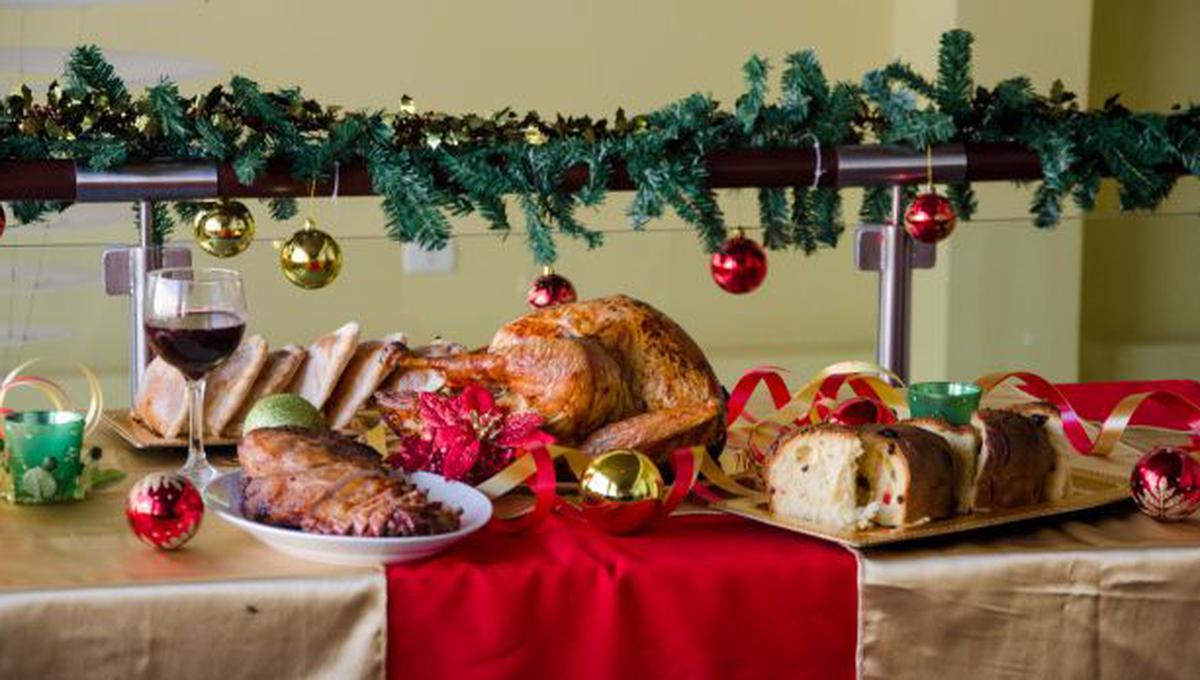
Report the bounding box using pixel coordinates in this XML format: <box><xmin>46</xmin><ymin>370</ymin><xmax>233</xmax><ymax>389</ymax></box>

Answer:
<box><xmin>906</xmin><ymin>417</ymin><xmax>980</xmax><ymax>513</ymax></box>
<box><xmin>324</xmin><ymin>333</ymin><xmax>408</xmax><ymax>430</ymax></box>
<box><xmin>225</xmin><ymin>345</ymin><xmax>308</xmax><ymax>437</ymax></box>
<box><xmin>202</xmin><ymin>334</ymin><xmax>268</xmax><ymax>436</ymax></box>
<box><xmin>132</xmin><ymin>357</ymin><xmax>189</xmax><ymax>439</ymax></box>
<box><xmin>766</xmin><ymin>423</ymin><xmax>957</xmax><ymax>530</ymax></box>
<box><xmin>858</xmin><ymin>425</ymin><xmax>957</xmax><ymax>527</ymax></box>
<box><xmin>766</xmin><ymin>424</ymin><xmax>869</xmax><ymax>530</ymax></box>
<box><xmin>1004</xmin><ymin>402</ymin><xmax>1074</xmax><ymax>501</ymax></box>
<box><xmin>970</xmin><ymin>409</ymin><xmax>1057</xmax><ymax>511</ymax></box>
<box><xmin>291</xmin><ymin>322</ymin><xmax>360</xmax><ymax>409</ymax></box>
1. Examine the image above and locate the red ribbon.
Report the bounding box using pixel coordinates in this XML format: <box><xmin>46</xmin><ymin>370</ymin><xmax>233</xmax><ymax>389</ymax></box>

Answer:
<box><xmin>488</xmin><ymin>446</ymin><xmax>558</xmax><ymax>533</ymax></box>
<box><xmin>977</xmin><ymin>372</ymin><xmax>1200</xmax><ymax>455</ymax></box>
<box><xmin>725</xmin><ymin>366</ymin><xmax>794</xmax><ymax>426</ymax></box>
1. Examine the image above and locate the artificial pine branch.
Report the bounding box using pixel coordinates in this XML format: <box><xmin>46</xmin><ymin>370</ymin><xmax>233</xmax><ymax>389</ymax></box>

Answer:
<box><xmin>63</xmin><ymin>45</ymin><xmax>128</xmax><ymax>102</ymax></box>
<box><xmin>935</xmin><ymin>30</ymin><xmax>974</xmax><ymax>128</ymax></box>
<box><xmin>0</xmin><ymin>36</ymin><xmax>1197</xmax><ymax>260</ymax></box>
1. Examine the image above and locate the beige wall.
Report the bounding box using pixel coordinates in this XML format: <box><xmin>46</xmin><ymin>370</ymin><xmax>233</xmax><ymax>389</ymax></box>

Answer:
<box><xmin>1081</xmin><ymin>0</ymin><xmax>1200</xmax><ymax>380</ymax></box>
<box><xmin>0</xmin><ymin>0</ymin><xmax>1193</xmax><ymax>410</ymax></box>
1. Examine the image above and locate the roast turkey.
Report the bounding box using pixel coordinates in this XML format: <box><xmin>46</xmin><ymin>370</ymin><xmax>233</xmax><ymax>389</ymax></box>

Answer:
<box><xmin>379</xmin><ymin>295</ymin><xmax>726</xmax><ymax>458</ymax></box>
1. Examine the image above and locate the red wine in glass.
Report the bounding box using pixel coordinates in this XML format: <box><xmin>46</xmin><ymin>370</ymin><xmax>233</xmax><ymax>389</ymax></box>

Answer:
<box><xmin>144</xmin><ymin>310</ymin><xmax>246</xmax><ymax>380</ymax></box>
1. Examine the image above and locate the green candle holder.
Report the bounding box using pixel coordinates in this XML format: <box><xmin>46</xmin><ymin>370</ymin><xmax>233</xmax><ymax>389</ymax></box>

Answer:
<box><xmin>1</xmin><ymin>410</ymin><xmax>88</xmax><ymax>504</ymax></box>
<box><xmin>906</xmin><ymin>382</ymin><xmax>983</xmax><ymax>426</ymax></box>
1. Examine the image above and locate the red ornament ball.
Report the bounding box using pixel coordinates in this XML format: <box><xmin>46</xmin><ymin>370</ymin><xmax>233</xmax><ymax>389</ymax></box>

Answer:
<box><xmin>904</xmin><ymin>192</ymin><xmax>957</xmax><ymax>243</ymax></box>
<box><xmin>125</xmin><ymin>472</ymin><xmax>205</xmax><ymax>549</ymax></box>
<box><xmin>1130</xmin><ymin>446</ymin><xmax>1200</xmax><ymax>521</ymax></box>
<box><xmin>527</xmin><ymin>268</ymin><xmax>577</xmax><ymax>309</ymax></box>
<box><xmin>0</xmin><ymin>203</ymin><xmax>6</xmax><ymax>238</ymax></box>
<box><xmin>710</xmin><ymin>233</ymin><xmax>767</xmax><ymax>294</ymax></box>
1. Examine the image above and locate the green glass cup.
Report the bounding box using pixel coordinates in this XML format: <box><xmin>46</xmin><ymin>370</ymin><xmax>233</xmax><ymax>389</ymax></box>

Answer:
<box><xmin>906</xmin><ymin>382</ymin><xmax>983</xmax><ymax>426</ymax></box>
<box><xmin>1</xmin><ymin>410</ymin><xmax>87</xmax><ymax>504</ymax></box>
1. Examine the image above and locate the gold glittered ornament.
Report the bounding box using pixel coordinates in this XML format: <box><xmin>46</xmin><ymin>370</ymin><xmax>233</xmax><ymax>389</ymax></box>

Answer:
<box><xmin>578</xmin><ymin>448</ymin><xmax>664</xmax><ymax>534</ymax></box>
<box><xmin>277</xmin><ymin>218</ymin><xmax>342</xmax><ymax>289</ymax></box>
<box><xmin>193</xmin><ymin>199</ymin><xmax>255</xmax><ymax>258</ymax></box>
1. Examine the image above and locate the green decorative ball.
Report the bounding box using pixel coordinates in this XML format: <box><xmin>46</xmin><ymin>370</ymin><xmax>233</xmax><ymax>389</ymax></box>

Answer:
<box><xmin>242</xmin><ymin>394</ymin><xmax>325</xmax><ymax>434</ymax></box>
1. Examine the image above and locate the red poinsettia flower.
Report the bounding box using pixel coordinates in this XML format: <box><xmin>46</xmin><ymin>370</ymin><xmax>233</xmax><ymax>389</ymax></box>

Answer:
<box><xmin>388</xmin><ymin>383</ymin><xmax>554</xmax><ymax>483</ymax></box>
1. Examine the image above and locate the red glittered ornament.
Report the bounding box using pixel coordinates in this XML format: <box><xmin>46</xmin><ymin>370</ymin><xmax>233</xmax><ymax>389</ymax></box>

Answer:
<box><xmin>125</xmin><ymin>472</ymin><xmax>204</xmax><ymax>549</ymax></box>
<box><xmin>904</xmin><ymin>191</ymin><xmax>957</xmax><ymax>243</ymax></box>
<box><xmin>528</xmin><ymin>267</ymin><xmax>578</xmax><ymax>309</ymax></box>
<box><xmin>1130</xmin><ymin>446</ymin><xmax>1200</xmax><ymax>521</ymax></box>
<box><xmin>710</xmin><ymin>230</ymin><xmax>767</xmax><ymax>294</ymax></box>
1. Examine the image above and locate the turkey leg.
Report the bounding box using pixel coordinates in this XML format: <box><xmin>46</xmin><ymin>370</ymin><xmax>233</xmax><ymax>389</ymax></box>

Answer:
<box><xmin>580</xmin><ymin>398</ymin><xmax>723</xmax><ymax>458</ymax></box>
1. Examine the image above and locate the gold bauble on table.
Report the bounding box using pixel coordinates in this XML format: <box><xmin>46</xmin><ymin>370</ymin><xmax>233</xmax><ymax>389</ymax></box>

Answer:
<box><xmin>193</xmin><ymin>200</ymin><xmax>255</xmax><ymax>258</ymax></box>
<box><xmin>278</xmin><ymin>218</ymin><xmax>342</xmax><ymax>289</ymax></box>
<box><xmin>578</xmin><ymin>448</ymin><xmax>664</xmax><ymax>534</ymax></box>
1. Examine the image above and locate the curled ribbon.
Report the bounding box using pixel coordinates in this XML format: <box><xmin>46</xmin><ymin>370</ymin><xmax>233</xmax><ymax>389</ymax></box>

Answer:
<box><xmin>725</xmin><ymin>361</ymin><xmax>907</xmax><ymax>465</ymax></box>
<box><xmin>976</xmin><ymin>372</ymin><xmax>1200</xmax><ymax>456</ymax></box>
<box><xmin>477</xmin><ymin>443</ymin><xmax>761</xmax><ymax>533</ymax></box>
<box><xmin>0</xmin><ymin>359</ymin><xmax>103</xmax><ymax>438</ymax></box>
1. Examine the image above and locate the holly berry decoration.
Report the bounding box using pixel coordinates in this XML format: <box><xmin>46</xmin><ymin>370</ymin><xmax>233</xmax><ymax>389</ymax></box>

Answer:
<box><xmin>710</xmin><ymin>229</ymin><xmax>767</xmax><ymax>294</ymax></box>
<box><xmin>125</xmin><ymin>472</ymin><xmax>204</xmax><ymax>550</ymax></box>
<box><xmin>1130</xmin><ymin>446</ymin><xmax>1200</xmax><ymax>521</ymax></box>
<box><xmin>903</xmin><ymin>191</ymin><xmax>957</xmax><ymax>243</ymax></box>
<box><xmin>527</xmin><ymin>266</ymin><xmax>577</xmax><ymax>309</ymax></box>
<box><xmin>193</xmin><ymin>199</ymin><xmax>255</xmax><ymax>258</ymax></box>
<box><xmin>278</xmin><ymin>217</ymin><xmax>343</xmax><ymax>289</ymax></box>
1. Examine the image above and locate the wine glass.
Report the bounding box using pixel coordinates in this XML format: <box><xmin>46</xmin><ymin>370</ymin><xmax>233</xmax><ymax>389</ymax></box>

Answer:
<box><xmin>144</xmin><ymin>268</ymin><xmax>247</xmax><ymax>488</ymax></box>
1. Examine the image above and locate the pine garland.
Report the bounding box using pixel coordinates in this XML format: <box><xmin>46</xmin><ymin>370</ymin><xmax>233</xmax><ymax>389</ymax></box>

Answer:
<box><xmin>0</xmin><ymin>30</ymin><xmax>1197</xmax><ymax>264</ymax></box>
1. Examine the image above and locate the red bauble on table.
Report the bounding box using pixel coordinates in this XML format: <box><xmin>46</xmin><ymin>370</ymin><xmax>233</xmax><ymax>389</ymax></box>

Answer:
<box><xmin>1130</xmin><ymin>446</ymin><xmax>1200</xmax><ymax>521</ymax></box>
<box><xmin>710</xmin><ymin>230</ymin><xmax>767</xmax><ymax>294</ymax></box>
<box><xmin>125</xmin><ymin>472</ymin><xmax>205</xmax><ymax>549</ymax></box>
<box><xmin>528</xmin><ymin>267</ymin><xmax>578</xmax><ymax>309</ymax></box>
<box><xmin>904</xmin><ymin>191</ymin><xmax>957</xmax><ymax>243</ymax></box>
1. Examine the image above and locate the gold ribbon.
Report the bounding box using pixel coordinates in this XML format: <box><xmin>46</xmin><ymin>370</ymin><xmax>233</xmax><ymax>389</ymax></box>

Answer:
<box><xmin>0</xmin><ymin>360</ymin><xmax>103</xmax><ymax>437</ymax></box>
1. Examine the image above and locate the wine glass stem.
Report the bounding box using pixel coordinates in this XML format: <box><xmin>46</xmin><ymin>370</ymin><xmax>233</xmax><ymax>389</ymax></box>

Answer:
<box><xmin>182</xmin><ymin>377</ymin><xmax>216</xmax><ymax>487</ymax></box>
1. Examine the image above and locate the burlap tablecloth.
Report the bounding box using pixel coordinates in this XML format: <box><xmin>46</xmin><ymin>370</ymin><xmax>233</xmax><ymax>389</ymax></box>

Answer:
<box><xmin>857</xmin><ymin>386</ymin><xmax>1200</xmax><ymax>680</ymax></box>
<box><xmin>0</xmin><ymin>429</ymin><xmax>386</xmax><ymax>680</ymax></box>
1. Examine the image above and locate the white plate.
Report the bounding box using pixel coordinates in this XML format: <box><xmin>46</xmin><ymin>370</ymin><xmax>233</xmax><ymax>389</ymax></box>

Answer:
<box><xmin>203</xmin><ymin>470</ymin><xmax>492</xmax><ymax>566</ymax></box>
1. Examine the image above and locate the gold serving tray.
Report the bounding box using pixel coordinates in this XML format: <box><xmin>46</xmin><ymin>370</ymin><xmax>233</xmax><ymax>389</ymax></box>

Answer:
<box><xmin>714</xmin><ymin>467</ymin><xmax>1130</xmax><ymax>548</ymax></box>
<box><xmin>103</xmin><ymin>409</ymin><xmax>238</xmax><ymax>449</ymax></box>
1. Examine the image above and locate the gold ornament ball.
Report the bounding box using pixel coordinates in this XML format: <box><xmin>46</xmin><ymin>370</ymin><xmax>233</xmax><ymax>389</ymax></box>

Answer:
<box><xmin>278</xmin><ymin>219</ymin><xmax>343</xmax><ymax>289</ymax></box>
<box><xmin>579</xmin><ymin>449</ymin><xmax>664</xmax><ymax>534</ymax></box>
<box><xmin>193</xmin><ymin>200</ymin><xmax>255</xmax><ymax>258</ymax></box>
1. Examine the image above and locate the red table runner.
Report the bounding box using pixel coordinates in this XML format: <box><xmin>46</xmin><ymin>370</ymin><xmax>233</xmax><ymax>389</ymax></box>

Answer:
<box><xmin>387</xmin><ymin>379</ymin><xmax>1200</xmax><ymax>679</ymax></box>
<box><xmin>388</xmin><ymin>514</ymin><xmax>857</xmax><ymax>680</ymax></box>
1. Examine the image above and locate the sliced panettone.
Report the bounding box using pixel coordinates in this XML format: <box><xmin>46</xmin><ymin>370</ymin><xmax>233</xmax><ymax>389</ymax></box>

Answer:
<box><xmin>906</xmin><ymin>417</ymin><xmax>981</xmax><ymax>513</ymax></box>
<box><xmin>858</xmin><ymin>425</ymin><xmax>957</xmax><ymax>527</ymax></box>
<box><xmin>1004</xmin><ymin>401</ymin><xmax>1074</xmax><ymax>501</ymax></box>
<box><xmin>766</xmin><ymin>424</ymin><xmax>869</xmax><ymax>530</ymax></box>
<box><xmin>765</xmin><ymin>423</ymin><xmax>956</xmax><ymax>530</ymax></box>
<box><xmin>970</xmin><ymin>409</ymin><xmax>1057</xmax><ymax>511</ymax></box>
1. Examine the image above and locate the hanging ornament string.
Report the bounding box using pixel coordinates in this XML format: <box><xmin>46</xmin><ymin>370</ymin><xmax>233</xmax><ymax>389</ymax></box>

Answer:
<box><xmin>926</xmin><ymin>144</ymin><xmax>934</xmax><ymax>192</ymax></box>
